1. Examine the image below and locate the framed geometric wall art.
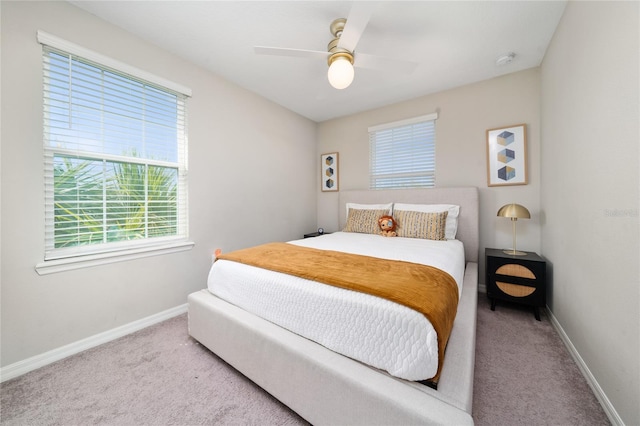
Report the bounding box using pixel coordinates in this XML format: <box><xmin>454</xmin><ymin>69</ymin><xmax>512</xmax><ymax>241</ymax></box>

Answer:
<box><xmin>486</xmin><ymin>124</ymin><xmax>528</xmax><ymax>187</ymax></box>
<box><xmin>321</xmin><ymin>152</ymin><xmax>339</xmax><ymax>192</ymax></box>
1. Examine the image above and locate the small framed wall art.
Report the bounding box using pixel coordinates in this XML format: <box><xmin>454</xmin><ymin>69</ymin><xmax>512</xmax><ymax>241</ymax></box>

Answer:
<box><xmin>486</xmin><ymin>124</ymin><xmax>528</xmax><ymax>186</ymax></box>
<box><xmin>321</xmin><ymin>152</ymin><xmax>339</xmax><ymax>192</ymax></box>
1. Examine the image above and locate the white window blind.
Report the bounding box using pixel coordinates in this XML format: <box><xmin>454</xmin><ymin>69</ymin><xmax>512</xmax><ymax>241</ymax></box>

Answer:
<box><xmin>369</xmin><ymin>113</ymin><xmax>437</xmax><ymax>189</ymax></box>
<box><xmin>40</xmin><ymin>34</ymin><xmax>190</xmax><ymax>261</ymax></box>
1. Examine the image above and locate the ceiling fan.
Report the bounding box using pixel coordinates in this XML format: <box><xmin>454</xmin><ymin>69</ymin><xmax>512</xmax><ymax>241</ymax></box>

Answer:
<box><xmin>254</xmin><ymin>3</ymin><xmax>419</xmax><ymax>90</ymax></box>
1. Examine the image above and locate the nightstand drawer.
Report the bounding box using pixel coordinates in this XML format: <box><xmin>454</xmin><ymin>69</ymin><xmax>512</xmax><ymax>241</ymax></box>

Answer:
<box><xmin>496</xmin><ymin>282</ymin><xmax>536</xmax><ymax>297</ymax></box>
<box><xmin>497</xmin><ymin>263</ymin><xmax>535</xmax><ymax>278</ymax></box>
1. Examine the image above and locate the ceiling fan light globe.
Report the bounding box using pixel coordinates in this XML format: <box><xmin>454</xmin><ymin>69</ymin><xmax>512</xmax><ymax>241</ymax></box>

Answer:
<box><xmin>328</xmin><ymin>57</ymin><xmax>354</xmax><ymax>89</ymax></box>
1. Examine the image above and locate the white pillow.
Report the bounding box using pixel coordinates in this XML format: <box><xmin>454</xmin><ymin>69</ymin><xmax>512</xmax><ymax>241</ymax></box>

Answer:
<box><xmin>344</xmin><ymin>202</ymin><xmax>393</xmax><ymax>218</ymax></box>
<box><xmin>393</xmin><ymin>203</ymin><xmax>460</xmax><ymax>240</ymax></box>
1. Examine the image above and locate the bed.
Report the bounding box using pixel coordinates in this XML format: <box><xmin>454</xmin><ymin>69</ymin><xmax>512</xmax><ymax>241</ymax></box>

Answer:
<box><xmin>188</xmin><ymin>187</ymin><xmax>478</xmax><ymax>425</ymax></box>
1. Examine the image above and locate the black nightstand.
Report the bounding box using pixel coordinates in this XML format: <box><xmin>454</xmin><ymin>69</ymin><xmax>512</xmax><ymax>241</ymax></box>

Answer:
<box><xmin>303</xmin><ymin>232</ymin><xmax>329</xmax><ymax>238</ymax></box>
<box><xmin>485</xmin><ymin>248</ymin><xmax>546</xmax><ymax>320</ymax></box>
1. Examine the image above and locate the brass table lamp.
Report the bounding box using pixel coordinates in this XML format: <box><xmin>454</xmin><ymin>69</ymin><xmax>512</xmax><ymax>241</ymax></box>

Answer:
<box><xmin>497</xmin><ymin>203</ymin><xmax>530</xmax><ymax>255</ymax></box>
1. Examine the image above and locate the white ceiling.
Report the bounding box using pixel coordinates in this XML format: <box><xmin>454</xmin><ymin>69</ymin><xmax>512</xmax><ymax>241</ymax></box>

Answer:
<box><xmin>69</xmin><ymin>1</ymin><xmax>567</xmax><ymax>122</ymax></box>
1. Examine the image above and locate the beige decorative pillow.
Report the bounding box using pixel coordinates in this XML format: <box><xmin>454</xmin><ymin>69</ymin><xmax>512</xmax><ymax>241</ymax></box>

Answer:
<box><xmin>394</xmin><ymin>210</ymin><xmax>449</xmax><ymax>240</ymax></box>
<box><xmin>393</xmin><ymin>203</ymin><xmax>460</xmax><ymax>240</ymax></box>
<box><xmin>343</xmin><ymin>208</ymin><xmax>389</xmax><ymax>234</ymax></box>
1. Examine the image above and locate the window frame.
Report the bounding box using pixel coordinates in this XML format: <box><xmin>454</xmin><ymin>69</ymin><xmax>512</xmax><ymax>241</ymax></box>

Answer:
<box><xmin>368</xmin><ymin>113</ymin><xmax>438</xmax><ymax>190</ymax></box>
<box><xmin>35</xmin><ymin>31</ymin><xmax>193</xmax><ymax>275</ymax></box>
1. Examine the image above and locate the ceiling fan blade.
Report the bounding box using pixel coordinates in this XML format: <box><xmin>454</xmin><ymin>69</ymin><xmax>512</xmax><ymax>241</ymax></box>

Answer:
<box><xmin>355</xmin><ymin>52</ymin><xmax>420</xmax><ymax>75</ymax></box>
<box><xmin>337</xmin><ymin>2</ymin><xmax>374</xmax><ymax>52</ymax></box>
<box><xmin>254</xmin><ymin>46</ymin><xmax>329</xmax><ymax>60</ymax></box>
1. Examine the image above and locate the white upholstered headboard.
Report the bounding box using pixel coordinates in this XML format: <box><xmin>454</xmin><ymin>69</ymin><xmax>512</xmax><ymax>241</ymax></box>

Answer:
<box><xmin>338</xmin><ymin>187</ymin><xmax>479</xmax><ymax>263</ymax></box>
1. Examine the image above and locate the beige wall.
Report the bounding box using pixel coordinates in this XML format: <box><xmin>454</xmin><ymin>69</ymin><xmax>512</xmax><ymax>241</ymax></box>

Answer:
<box><xmin>317</xmin><ymin>68</ymin><xmax>542</xmax><ymax>282</ymax></box>
<box><xmin>540</xmin><ymin>2</ymin><xmax>639</xmax><ymax>424</ymax></box>
<box><xmin>0</xmin><ymin>1</ymin><xmax>317</xmax><ymax>367</ymax></box>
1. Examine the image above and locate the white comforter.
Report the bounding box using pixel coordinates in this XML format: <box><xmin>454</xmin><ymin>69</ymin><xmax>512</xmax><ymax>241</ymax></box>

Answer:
<box><xmin>207</xmin><ymin>231</ymin><xmax>465</xmax><ymax>381</ymax></box>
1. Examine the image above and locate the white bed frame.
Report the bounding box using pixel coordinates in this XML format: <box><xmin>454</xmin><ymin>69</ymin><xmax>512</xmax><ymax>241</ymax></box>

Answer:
<box><xmin>188</xmin><ymin>187</ymin><xmax>479</xmax><ymax>425</ymax></box>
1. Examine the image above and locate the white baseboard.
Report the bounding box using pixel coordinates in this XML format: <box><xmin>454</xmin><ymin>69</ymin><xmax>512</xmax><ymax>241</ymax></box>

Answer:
<box><xmin>545</xmin><ymin>307</ymin><xmax>623</xmax><ymax>426</ymax></box>
<box><xmin>0</xmin><ymin>303</ymin><xmax>188</xmax><ymax>383</ymax></box>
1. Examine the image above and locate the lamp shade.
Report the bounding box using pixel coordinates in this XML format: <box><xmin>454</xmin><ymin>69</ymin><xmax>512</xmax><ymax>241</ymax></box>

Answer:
<box><xmin>327</xmin><ymin>56</ymin><xmax>354</xmax><ymax>89</ymax></box>
<box><xmin>497</xmin><ymin>203</ymin><xmax>530</xmax><ymax>219</ymax></box>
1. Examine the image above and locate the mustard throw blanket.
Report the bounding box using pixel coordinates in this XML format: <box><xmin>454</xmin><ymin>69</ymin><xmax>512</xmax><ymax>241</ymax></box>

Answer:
<box><xmin>217</xmin><ymin>242</ymin><xmax>459</xmax><ymax>383</ymax></box>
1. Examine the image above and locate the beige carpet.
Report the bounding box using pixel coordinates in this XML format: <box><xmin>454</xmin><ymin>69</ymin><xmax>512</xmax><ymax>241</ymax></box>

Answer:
<box><xmin>1</xmin><ymin>295</ymin><xmax>610</xmax><ymax>425</ymax></box>
<box><xmin>473</xmin><ymin>296</ymin><xmax>609</xmax><ymax>425</ymax></box>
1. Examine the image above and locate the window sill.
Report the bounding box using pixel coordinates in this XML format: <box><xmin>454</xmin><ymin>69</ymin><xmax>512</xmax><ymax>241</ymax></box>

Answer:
<box><xmin>35</xmin><ymin>240</ymin><xmax>195</xmax><ymax>275</ymax></box>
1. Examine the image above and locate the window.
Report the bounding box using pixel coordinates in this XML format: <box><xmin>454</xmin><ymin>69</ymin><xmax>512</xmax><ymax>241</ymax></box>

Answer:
<box><xmin>369</xmin><ymin>113</ymin><xmax>437</xmax><ymax>189</ymax></box>
<box><xmin>38</xmin><ymin>32</ymin><xmax>191</xmax><ymax>268</ymax></box>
